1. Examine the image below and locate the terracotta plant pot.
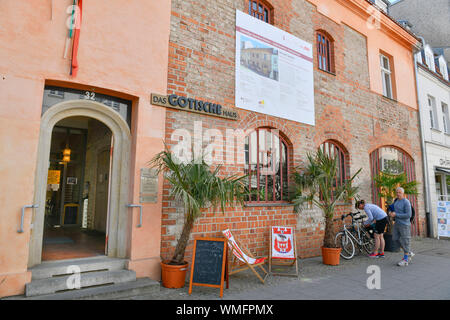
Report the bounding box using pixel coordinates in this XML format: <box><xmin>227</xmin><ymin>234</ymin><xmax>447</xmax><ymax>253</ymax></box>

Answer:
<box><xmin>161</xmin><ymin>260</ymin><xmax>188</xmax><ymax>288</ymax></box>
<box><xmin>321</xmin><ymin>247</ymin><xmax>341</xmax><ymax>266</ymax></box>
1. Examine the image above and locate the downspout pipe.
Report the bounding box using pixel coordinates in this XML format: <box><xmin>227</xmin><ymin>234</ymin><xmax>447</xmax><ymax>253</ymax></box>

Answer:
<box><xmin>413</xmin><ymin>36</ymin><xmax>433</xmax><ymax>237</ymax></box>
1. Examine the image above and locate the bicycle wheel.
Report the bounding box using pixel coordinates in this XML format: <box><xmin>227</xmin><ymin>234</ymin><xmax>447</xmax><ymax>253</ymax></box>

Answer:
<box><xmin>361</xmin><ymin>230</ymin><xmax>374</xmax><ymax>254</ymax></box>
<box><xmin>335</xmin><ymin>231</ymin><xmax>355</xmax><ymax>259</ymax></box>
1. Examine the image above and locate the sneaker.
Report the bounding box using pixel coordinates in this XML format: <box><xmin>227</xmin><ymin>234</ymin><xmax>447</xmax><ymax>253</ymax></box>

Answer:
<box><xmin>409</xmin><ymin>252</ymin><xmax>415</xmax><ymax>261</ymax></box>
<box><xmin>368</xmin><ymin>253</ymin><xmax>378</xmax><ymax>258</ymax></box>
<box><xmin>377</xmin><ymin>253</ymin><xmax>385</xmax><ymax>258</ymax></box>
<box><xmin>397</xmin><ymin>259</ymin><xmax>409</xmax><ymax>267</ymax></box>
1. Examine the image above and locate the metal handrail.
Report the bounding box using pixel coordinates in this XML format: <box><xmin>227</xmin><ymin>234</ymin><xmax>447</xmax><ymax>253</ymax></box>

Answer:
<box><xmin>18</xmin><ymin>204</ymin><xmax>39</xmax><ymax>233</ymax></box>
<box><xmin>127</xmin><ymin>204</ymin><xmax>143</xmax><ymax>228</ymax></box>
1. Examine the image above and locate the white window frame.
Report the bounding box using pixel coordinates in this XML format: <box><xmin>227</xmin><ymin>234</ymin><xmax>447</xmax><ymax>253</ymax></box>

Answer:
<box><xmin>428</xmin><ymin>95</ymin><xmax>439</xmax><ymax>130</ymax></box>
<box><xmin>425</xmin><ymin>47</ymin><xmax>435</xmax><ymax>72</ymax></box>
<box><xmin>443</xmin><ymin>67</ymin><xmax>449</xmax><ymax>81</ymax></box>
<box><xmin>435</xmin><ymin>173</ymin><xmax>450</xmax><ymax>201</ymax></box>
<box><xmin>439</xmin><ymin>58</ymin><xmax>449</xmax><ymax>81</ymax></box>
<box><xmin>435</xmin><ymin>173</ymin><xmax>444</xmax><ymax>199</ymax></box>
<box><xmin>380</xmin><ymin>54</ymin><xmax>393</xmax><ymax>99</ymax></box>
<box><xmin>442</xmin><ymin>102</ymin><xmax>450</xmax><ymax>134</ymax></box>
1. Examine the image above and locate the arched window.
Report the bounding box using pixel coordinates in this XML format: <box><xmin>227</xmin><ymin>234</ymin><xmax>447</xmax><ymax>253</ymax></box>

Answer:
<box><xmin>319</xmin><ymin>140</ymin><xmax>350</xmax><ymax>190</ymax></box>
<box><xmin>244</xmin><ymin>128</ymin><xmax>289</xmax><ymax>203</ymax></box>
<box><xmin>370</xmin><ymin>146</ymin><xmax>418</xmax><ymax>234</ymax></box>
<box><xmin>248</xmin><ymin>0</ymin><xmax>273</xmax><ymax>24</ymax></box>
<box><xmin>316</xmin><ymin>31</ymin><xmax>335</xmax><ymax>73</ymax></box>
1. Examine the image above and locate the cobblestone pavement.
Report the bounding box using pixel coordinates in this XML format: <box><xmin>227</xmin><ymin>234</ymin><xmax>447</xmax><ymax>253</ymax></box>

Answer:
<box><xmin>129</xmin><ymin>237</ymin><xmax>450</xmax><ymax>300</ymax></box>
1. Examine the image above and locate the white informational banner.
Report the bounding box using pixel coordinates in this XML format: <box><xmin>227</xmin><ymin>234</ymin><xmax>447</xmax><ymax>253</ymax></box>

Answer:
<box><xmin>436</xmin><ymin>201</ymin><xmax>450</xmax><ymax>238</ymax></box>
<box><xmin>235</xmin><ymin>10</ymin><xmax>315</xmax><ymax>125</ymax></box>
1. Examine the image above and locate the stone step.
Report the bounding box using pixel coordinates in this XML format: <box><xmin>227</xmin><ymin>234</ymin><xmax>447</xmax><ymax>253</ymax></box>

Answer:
<box><xmin>30</xmin><ymin>256</ymin><xmax>128</xmax><ymax>280</ymax></box>
<box><xmin>4</xmin><ymin>278</ymin><xmax>159</xmax><ymax>300</ymax></box>
<box><xmin>25</xmin><ymin>269</ymin><xmax>136</xmax><ymax>297</ymax></box>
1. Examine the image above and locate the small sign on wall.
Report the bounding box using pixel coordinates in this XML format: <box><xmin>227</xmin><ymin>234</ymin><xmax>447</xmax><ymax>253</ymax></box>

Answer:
<box><xmin>67</xmin><ymin>177</ymin><xmax>78</xmax><ymax>185</ymax></box>
<box><xmin>47</xmin><ymin>170</ymin><xmax>61</xmax><ymax>184</ymax></box>
<box><xmin>140</xmin><ymin>168</ymin><xmax>158</xmax><ymax>203</ymax></box>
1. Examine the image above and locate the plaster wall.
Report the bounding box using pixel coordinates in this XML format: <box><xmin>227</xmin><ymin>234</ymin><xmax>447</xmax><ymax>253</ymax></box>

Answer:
<box><xmin>308</xmin><ymin>0</ymin><xmax>419</xmax><ymax>108</ymax></box>
<box><xmin>0</xmin><ymin>0</ymin><xmax>171</xmax><ymax>297</ymax></box>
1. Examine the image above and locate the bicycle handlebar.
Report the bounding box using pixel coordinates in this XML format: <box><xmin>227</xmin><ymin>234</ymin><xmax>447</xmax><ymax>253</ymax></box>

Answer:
<box><xmin>334</xmin><ymin>212</ymin><xmax>367</xmax><ymax>223</ymax></box>
<box><xmin>340</xmin><ymin>212</ymin><xmax>367</xmax><ymax>222</ymax></box>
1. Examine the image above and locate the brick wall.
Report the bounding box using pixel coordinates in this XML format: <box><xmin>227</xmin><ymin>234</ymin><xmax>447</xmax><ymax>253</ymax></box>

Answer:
<box><xmin>160</xmin><ymin>0</ymin><xmax>425</xmax><ymax>265</ymax></box>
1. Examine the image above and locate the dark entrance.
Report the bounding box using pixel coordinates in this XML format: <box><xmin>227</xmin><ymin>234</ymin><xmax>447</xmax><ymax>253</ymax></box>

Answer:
<box><xmin>42</xmin><ymin>116</ymin><xmax>112</xmax><ymax>261</ymax></box>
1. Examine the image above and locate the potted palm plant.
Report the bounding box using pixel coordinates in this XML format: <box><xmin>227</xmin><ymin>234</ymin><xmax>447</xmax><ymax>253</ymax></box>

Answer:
<box><xmin>291</xmin><ymin>148</ymin><xmax>361</xmax><ymax>265</ymax></box>
<box><xmin>373</xmin><ymin>171</ymin><xmax>418</xmax><ymax>251</ymax></box>
<box><xmin>149</xmin><ymin>147</ymin><xmax>248</xmax><ymax>288</ymax></box>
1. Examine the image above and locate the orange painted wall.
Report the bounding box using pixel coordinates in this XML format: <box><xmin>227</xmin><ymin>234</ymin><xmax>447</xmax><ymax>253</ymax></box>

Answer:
<box><xmin>0</xmin><ymin>0</ymin><xmax>171</xmax><ymax>297</ymax></box>
<box><xmin>309</xmin><ymin>0</ymin><xmax>419</xmax><ymax>109</ymax></box>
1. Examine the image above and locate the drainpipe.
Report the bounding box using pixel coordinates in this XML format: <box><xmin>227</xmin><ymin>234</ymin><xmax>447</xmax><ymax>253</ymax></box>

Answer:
<box><xmin>413</xmin><ymin>36</ymin><xmax>433</xmax><ymax>237</ymax></box>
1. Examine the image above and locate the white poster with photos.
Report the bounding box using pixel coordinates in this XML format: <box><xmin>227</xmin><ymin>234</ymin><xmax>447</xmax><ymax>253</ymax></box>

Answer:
<box><xmin>437</xmin><ymin>201</ymin><xmax>450</xmax><ymax>237</ymax></box>
<box><xmin>235</xmin><ymin>10</ymin><xmax>315</xmax><ymax>125</ymax></box>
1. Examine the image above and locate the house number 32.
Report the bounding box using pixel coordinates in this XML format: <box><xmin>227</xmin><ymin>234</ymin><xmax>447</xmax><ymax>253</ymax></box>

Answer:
<box><xmin>85</xmin><ymin>91</ymin><xmax>95</xmax><ymax>100</ymax></box>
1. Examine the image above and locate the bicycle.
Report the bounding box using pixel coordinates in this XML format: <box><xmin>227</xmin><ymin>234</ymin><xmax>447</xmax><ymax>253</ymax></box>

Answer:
<box><xmin>334</xmin><ymin>212</ymin><xmax>375</xmax><ymax>260</ymax></box>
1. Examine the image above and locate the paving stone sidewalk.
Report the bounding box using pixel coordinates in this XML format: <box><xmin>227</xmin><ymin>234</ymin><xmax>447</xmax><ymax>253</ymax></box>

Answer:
<box><xmin>129</xmin><ymin>237</ymin><xmax>450</xmax><ymax>300</ymax></box>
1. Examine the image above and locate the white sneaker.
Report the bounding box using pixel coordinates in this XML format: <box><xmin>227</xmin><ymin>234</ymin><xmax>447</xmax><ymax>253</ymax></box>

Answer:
<box><xmin>409</xmin><ymin>252</ymin><xmax>415</xmax><ymax>261</ymax></box>
<box><xmin>397</xmin><ymin>259</ymin><xmax>409</xmax><ymax>267</ymax></box>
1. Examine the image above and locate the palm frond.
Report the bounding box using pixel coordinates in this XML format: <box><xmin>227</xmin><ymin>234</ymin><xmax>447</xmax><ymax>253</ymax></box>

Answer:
<box><xmin>290</xmin><ymin>149</ymin><xmax>362</xmax><ymax>248</ymax></box>
<box><xmin>149</xmin><ymin>146</ymin><xmax>249</xmax><ymax>263</ymax></box>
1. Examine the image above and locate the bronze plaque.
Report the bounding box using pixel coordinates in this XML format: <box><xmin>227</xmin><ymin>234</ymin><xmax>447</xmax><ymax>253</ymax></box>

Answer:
<box><xmin>140</xmin><ymin>168</ymin><xmax>158</xmax><ymax>203</ymax></box>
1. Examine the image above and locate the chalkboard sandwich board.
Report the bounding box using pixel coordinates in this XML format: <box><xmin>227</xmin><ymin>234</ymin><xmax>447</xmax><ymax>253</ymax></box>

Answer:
<box><xmin>188</xmin><ymin>237</ymin><xmax>228</xmax><ymax>298</ymax></box>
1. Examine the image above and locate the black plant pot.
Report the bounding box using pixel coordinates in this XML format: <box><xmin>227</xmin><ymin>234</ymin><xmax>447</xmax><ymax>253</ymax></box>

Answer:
<box><xmin>384</xmin><ymin>233</ymin><xmax>400</xmax><ymax>252</ymax></box>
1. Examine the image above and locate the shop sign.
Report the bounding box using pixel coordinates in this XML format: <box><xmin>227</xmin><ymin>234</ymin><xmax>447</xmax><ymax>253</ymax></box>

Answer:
<box><xmin>439</xmin><ymin>158</ymin><xmax>450</xmax><ymax>167</ymax></box>
<box><xmin>151</xmin><ymin>93</ymin><xmax>238</xmax><ymax>121</ymax></box>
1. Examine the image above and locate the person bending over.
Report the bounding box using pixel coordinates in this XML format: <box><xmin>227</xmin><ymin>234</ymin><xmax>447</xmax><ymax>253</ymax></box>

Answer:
<box><xmin>356</xmin><ymin>200</ymin><xmax>388</xmax><ymax>258</ymax></box>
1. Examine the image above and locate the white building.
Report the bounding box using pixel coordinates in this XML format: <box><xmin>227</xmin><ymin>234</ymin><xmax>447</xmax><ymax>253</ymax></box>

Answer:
<box><xmin>415</xmin><ymin>41</ymin><xmax>450</xmax><ymax>238</ymax></box>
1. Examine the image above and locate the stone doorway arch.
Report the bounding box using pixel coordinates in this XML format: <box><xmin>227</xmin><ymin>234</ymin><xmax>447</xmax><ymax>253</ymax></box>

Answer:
<box><xmin>29</xmin><ymin>99</ymin><xmax>131</xmax><ymax>267</ymax></box>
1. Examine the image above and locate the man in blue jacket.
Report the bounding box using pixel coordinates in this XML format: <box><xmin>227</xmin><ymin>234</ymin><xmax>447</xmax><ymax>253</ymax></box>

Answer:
<box><xmin>388</xmin><ymin>187</ymin><xmax>415</xmax><ymax>266</ymax></box>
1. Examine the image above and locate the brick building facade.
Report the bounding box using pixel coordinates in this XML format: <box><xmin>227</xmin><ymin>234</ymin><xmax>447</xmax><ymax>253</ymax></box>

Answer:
<box><xmin>159</xmin><ymin>0</ymin><xmax>424</xmax><ymax>263</ymax></box>
<box><xmin>0</xmin><ymin>0</ymin><xmax>428</xmax><ymax>298</ymax></box>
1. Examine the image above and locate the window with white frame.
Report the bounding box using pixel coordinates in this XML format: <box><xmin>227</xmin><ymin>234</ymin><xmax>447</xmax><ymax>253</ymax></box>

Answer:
<box><xmin>439</xmin><ymin>58</ymin><xmax>449</xmax><ymax>81</ymax></box>
<box><xmin>442</xmin><ymin>102</ymin><xmax>450</xmax><ymax>134</ymax></box>
<box><xmin>380</xmin><ymin>54</ymin><xmax>393</xmax><ymax>99</ymax></box>
<box><xmin>443</xmin><ymin>66</ymin><xmax>449</xmax><ymax>81</ymax></box>
<box><xmin>428</xmin><ymin>95</ymin><xmax>439</xmax><ymax>130</ymax></box>
<box><xmin>425</xmin><ymin>48</ymin><xmax>435</xmax><ymax>72</ymax></box>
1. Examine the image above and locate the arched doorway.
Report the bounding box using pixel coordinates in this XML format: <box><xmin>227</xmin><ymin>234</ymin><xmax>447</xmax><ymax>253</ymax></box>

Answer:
<box><xmin>29</xmin><ymin>99</ymin><xmax>131</xmax><ymax>267</ymax></box>
<box><xmin>42</xmin><ymin>117</ymin><xmax>112</xmax><ymax>261</ymax></box>
<box><xmin>369</xmin><ymin>146</ymin><xmax>418</xmax><ymax>236</ymax></box>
